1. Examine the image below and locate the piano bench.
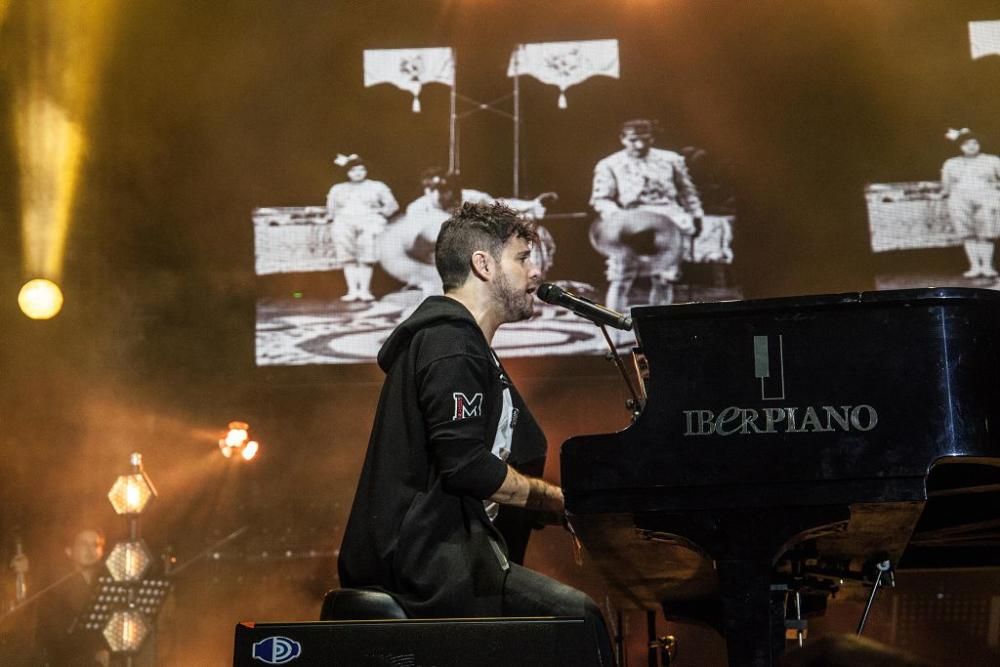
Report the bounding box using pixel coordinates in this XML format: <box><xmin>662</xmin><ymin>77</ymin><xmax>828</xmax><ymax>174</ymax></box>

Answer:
<box><xmin>319</xmin><ymin>588</ymin><xmax>409</xmax><ymax>621</ymax></box>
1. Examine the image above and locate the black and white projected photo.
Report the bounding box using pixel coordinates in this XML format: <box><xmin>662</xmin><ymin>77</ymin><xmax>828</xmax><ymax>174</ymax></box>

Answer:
<box><xmin>254</xmin><ymin>39</ymin><xmax>738</xmax><ymax>365</ymax></box>
<box><xmin>866</xmin><ymin>19</ymin><xmax>1000</xmax><ymax>291</ymax></box>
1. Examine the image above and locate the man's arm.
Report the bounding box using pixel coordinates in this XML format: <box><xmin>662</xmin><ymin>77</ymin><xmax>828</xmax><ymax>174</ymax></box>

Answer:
<box><xmin>489</xmin><ymin>465</ymin><xmax>564</xmax><ymax>514</ymax></box>
<box><xmin>590</xmin><ymin>159</ymin><xmax>621</xmax><ymax>217</ymax></box>
<box><xmin>672</xmin><ymin>156</ymin><xmax>705</xmax><ymax>220</ymax></box>
<box><xmin>420</xmin><ymin>349</ymin><xmax>511</xmax><ymax>499</ymax></box>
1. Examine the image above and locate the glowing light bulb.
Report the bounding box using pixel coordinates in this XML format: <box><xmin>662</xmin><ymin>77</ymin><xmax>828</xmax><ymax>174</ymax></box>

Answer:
<box><xmin>17</xmin><ymin>278</ymin><xmax>64</xmax><ymax>319</ymax></box>
<box><xmin>241</xmin><ymin>441</ymin><xmax>259</xmax><ymax>461</ymax></box>
<box><xmin>125</xmin><ymin>479</ymin><xmax>141</xmax><ymax>512</ymax></box>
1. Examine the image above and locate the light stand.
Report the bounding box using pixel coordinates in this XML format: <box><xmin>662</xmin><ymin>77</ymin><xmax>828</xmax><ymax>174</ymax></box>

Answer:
<box><xmin>100</xmin><ymin>452</ymin><xmax>170</xmax><ymax>666</ymax></box>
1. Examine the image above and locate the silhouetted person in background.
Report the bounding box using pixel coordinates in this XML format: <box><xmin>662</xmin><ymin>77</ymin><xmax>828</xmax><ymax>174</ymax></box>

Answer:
<box><xmin>0</xmin><ymin>537</ymin><xmax>34</xmax><ymax>667</ymax></box>
<box><xmin>35</xmin><ymin>529</ymin><xmax>109</xmax><ymax>667</ymax></box>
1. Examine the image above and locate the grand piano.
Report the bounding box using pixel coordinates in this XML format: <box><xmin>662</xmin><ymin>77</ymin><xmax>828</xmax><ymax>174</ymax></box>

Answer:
<box><xmin>561</xmin><ymin>288</ymin><xmax>1000</xmax><ymax>666</ymax></box>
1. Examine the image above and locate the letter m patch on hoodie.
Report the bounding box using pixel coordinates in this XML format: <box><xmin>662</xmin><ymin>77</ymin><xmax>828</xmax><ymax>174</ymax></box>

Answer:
<box><xmin>452</xmin><ymin>392</ymin><xmax>484</xmax><ymax>420</ymax></box>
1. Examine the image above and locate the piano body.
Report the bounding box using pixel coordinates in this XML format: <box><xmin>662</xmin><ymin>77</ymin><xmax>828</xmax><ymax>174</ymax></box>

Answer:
<box><xmin>561</xmin><ymin>288</ymin><xmax>1000</xmax><ymax>666</ymax></box>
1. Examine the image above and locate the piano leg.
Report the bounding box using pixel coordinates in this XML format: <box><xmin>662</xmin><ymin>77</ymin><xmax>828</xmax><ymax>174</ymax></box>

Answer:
<box><xmin>617</xmin><ymin>608</ymin><xmax>627</xmax><ymax>667</ymax></box>
<box><xmin>647</xmin><ymin>611</ymin><xmax>656</xmax><ymax>667</ymax></box>
<box><xmin>716</xmin><ymin>560</ymin><xmax>786</xmax><ymax>667</ymax></box>
<box><xmin>644</xmin><ymin>610</ymin><xmax>677</xmax><ymax>667</ymax></box>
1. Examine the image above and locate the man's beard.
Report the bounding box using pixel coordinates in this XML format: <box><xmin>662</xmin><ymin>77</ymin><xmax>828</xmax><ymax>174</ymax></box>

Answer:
<box><xmin>493</xmin><ymin>269</ymin><xmax>534</xmax><ymax>323</ymax></box>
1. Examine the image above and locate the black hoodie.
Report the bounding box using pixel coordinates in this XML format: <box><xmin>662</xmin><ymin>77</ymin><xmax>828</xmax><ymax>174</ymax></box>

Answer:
<box><xmin>338</xmin><ymin>296</ymin><xmax>547</xmax><ymax>617</ymax></box>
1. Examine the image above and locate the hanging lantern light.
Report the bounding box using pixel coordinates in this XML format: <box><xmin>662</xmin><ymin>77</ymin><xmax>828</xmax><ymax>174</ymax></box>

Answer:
<box><xmin>102</xmin><ymin>610</ymin><xmax>150</xmax><ymax>654</ymax></box>
<box><xmin>107</xmin><ymin>452</ymin><xmax>156</xmax><ymax>515</ymax></box>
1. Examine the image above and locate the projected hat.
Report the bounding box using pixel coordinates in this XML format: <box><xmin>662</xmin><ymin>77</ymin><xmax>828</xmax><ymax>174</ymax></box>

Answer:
<box><xmin>945</xmin><ymin>127</ymin><xmax>979</xmax><ymax>144</ymax></box>
<box><xmin>334</xmin><ymin>153</ymin><xmax>365</xmax><ymax>169</ymax></box>
<box><xmin>621</xmin><ymin>118</ymin><xmax>660</xmax><ymax>138</ymax></box>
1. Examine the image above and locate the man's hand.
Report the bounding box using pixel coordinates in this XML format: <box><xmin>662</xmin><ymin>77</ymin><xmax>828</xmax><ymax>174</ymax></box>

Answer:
<box><xmin>489</xmin><ymin>465</ymin><xmax>565</xmax><ymax>514</ymax></box>
<box><xmin>526</xmin><ymin>476</ymin><xmax>565</xmax><ymax>513</ymax></box>
<box><xmin>592</xmin><ymin>201</ymin><xmax>622</xmax><ymax>218</ymax></box>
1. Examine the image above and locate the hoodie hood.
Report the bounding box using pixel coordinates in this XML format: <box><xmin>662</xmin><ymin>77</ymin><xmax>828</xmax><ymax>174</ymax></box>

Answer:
<box><xmin>377</xmin><ymin>296</ymin><xmax>483</xmax><ymax>371</ymax></box>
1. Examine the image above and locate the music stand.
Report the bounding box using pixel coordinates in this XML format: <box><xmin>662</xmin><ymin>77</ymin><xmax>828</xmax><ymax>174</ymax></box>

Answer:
<box><xmin>78</xmin><ymin>575</ymin><xmax>171</xmax><ymax>642</ymax></box>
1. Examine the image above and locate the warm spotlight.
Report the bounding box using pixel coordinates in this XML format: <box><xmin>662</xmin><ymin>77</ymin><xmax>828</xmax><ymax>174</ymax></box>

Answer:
<box><xmin>241</xmin><ymin>440</ymin><xmax>259</xmax><ymax>461</ymax></box>
<box><xmin>219</xmin><ymin>421</ymin><xmax>260</xmax><ymax>461</ymax></box>
<box><xmin>17</xmin><ymin>278</ymin><xmax>64</xmax><ymax>319</ymax></box>
<box><xmin>105</xmin><ymin>540</ymin><xmax>154</xmax><ymax>582</ymax></box>
<box><xmin>102</xmin><ymin>610</ymin><xmax>150</xmax><ymax>654</ymax></box>
<box><xmin>12</xmin><ymin>1</ymin><xmax>120</xmax><ymax>283</ymax></box>
<box><xmin>107</xmin><ymin>453</ymin><xmax>157</xmax><ymax>515</ymax></box>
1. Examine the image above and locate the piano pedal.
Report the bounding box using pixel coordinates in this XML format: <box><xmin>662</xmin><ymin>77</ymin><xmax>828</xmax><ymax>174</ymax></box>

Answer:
<box><xmin>775</xmin><ymin>584</ymin><xmax>811</xmax><ymax>647</ymax></box>
<box><xmin>784</xmin><ymin>620</ymin><xmax>808</xmax><ymax>645</ymax></box>
<box><xmin>648</xmin><ymin>635</ymin><xmax>677</xmax><ymax>666</ymax></box>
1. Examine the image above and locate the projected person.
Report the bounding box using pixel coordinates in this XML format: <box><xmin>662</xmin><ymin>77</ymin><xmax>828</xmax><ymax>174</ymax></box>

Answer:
<box><xmin>35</xmin><ymin>529</ymin><xmax>109</xmax><ymax>667</ymax></box>
<box><xmin>589</xmin><ymin>118</ymin><xmax>704</xmax><ymax>310</ymax></box>
<box><xmin>326</xmin><ymin>154</ymin><xmax>399</xmax><ymax>301</ymax></box>
<box><xmin>941</xmin><ymin>129</ymin><xmax>1000</xmax><ymax>278</ymax></box>
<box><xmin>379</xmin><ymin>168</ymin><xmax>555</xmax><ymax>300</ymax></box>
<box><xmin>339</xmin><ymin>202</ymin><xmax>612</xmax><ymax>666</ymax></box>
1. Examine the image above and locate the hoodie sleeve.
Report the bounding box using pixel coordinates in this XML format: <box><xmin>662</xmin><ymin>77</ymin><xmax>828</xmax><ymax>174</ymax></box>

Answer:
<box><xmin>417</xmin><ymin>351</ymin><xmax>508</xmax><ymax>500</ymax></box>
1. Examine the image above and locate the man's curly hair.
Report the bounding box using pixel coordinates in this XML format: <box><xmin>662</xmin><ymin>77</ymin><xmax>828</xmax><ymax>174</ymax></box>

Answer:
<box><xmin>435</xmin><ymin>201</ymin><xmax>539</xmax><ymax>292</ymax></box>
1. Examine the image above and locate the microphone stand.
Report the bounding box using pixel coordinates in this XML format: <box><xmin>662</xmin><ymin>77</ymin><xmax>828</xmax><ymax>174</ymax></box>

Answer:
<box><xmin>597</xmin><ymin>323</ymin><xmax>644</xmax><ymax>421</ymax></box>
<box><xmin>0</xmin><ymin>571</ymin><xmax>77</xmax><ymax>626</ymax></box>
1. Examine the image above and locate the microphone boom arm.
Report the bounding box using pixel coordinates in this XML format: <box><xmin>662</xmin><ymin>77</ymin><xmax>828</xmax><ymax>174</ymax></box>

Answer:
<box><xmin>597</xmin><ymin>324</ymin><xmax>644</xmax><ymax>420</ymax></box>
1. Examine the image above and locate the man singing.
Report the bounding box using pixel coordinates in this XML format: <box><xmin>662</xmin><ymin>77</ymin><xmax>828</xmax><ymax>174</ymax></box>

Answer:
<box><xmin>339</xmin><ymin>201</ymin><xmax>612</xmax><ymax>665</ymax></box>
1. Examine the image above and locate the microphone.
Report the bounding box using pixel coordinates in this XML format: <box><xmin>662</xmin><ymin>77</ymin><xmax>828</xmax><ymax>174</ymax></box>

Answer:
<box><xmin>536</xmin><ymin>283</ymin><xmax>633</xmax><ymax>331</ymax></box>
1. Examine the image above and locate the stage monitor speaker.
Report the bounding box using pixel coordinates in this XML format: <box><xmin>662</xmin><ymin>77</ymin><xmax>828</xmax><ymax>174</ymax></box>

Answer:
<box><xmin>233</xmin><ymin>616</ymin><xmax>601</xmax><ymax>666</ymax></box>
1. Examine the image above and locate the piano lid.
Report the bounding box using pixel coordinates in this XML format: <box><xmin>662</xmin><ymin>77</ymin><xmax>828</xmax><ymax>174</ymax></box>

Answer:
<box><xmin>563</xmin><ymin>287</ymin><xmax>1000</xmax><ymax>513</ymax></box>
<box><xmin>629</xmin><ymin>286</ymin><xmax>1000</xmax><ymax>319</ymax></box>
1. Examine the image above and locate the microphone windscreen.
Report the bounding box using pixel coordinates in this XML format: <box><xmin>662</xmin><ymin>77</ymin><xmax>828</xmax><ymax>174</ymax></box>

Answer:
<box><xmin>536</xmin><ymin>283</ymin><xmax>562</xmax><ymax>304</ymax></box>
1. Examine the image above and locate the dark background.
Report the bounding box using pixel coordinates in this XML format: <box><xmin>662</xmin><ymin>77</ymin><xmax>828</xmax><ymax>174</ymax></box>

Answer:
<box><xmin>2</xmin><ymin>1</ymin><xmax>1000</xmax><ymax>664</ymax></box>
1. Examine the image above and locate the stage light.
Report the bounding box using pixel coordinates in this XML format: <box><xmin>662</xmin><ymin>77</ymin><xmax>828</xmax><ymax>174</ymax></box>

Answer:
<box><xmin>102</xmin><ymin>610</ymin><xmax>150</xmax><ymax>654</ymax></box>
<box><xmin>107</xmin><ymin>452</ymin><xmax>157</xmax><ymax>516</ymax></box>
<box><xmin>17</xmin><ymin>278</ymin><xmax>64</xmax><ymax>319</ymax></box>
<box><xmin>98</xmin><ymin>454</ymin><xmax>169</xmax><ymax>657</ymax></box>
<box><xmin>105</xmin><ymin>540</ymin><xmax>153</xmax><ymax>582</ymax></box>
<box><xmin>241</xmin><ymin>440</ymin><xmax>259</xmax><ymax>461</ymax></box>
<box><xmin>16</xmin><ymin>94</ymin><xmax>85</xmax><ymax>282</ymax></box>
<box><xmin>219</xmin><ymin>421</ymin><xmax>260</xmax><ymax>461</ymax></box>
<box><xmin>11</xmin><ymin>1</ymin><xmax>120</xmax><ymax>284</ymax></box>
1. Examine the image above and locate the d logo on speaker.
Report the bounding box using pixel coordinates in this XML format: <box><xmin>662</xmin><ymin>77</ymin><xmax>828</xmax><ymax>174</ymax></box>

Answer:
<box><xmin>252</xmin><ymin>636</ymin><xmax>302</xmax><ymax>664</ymax></box>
